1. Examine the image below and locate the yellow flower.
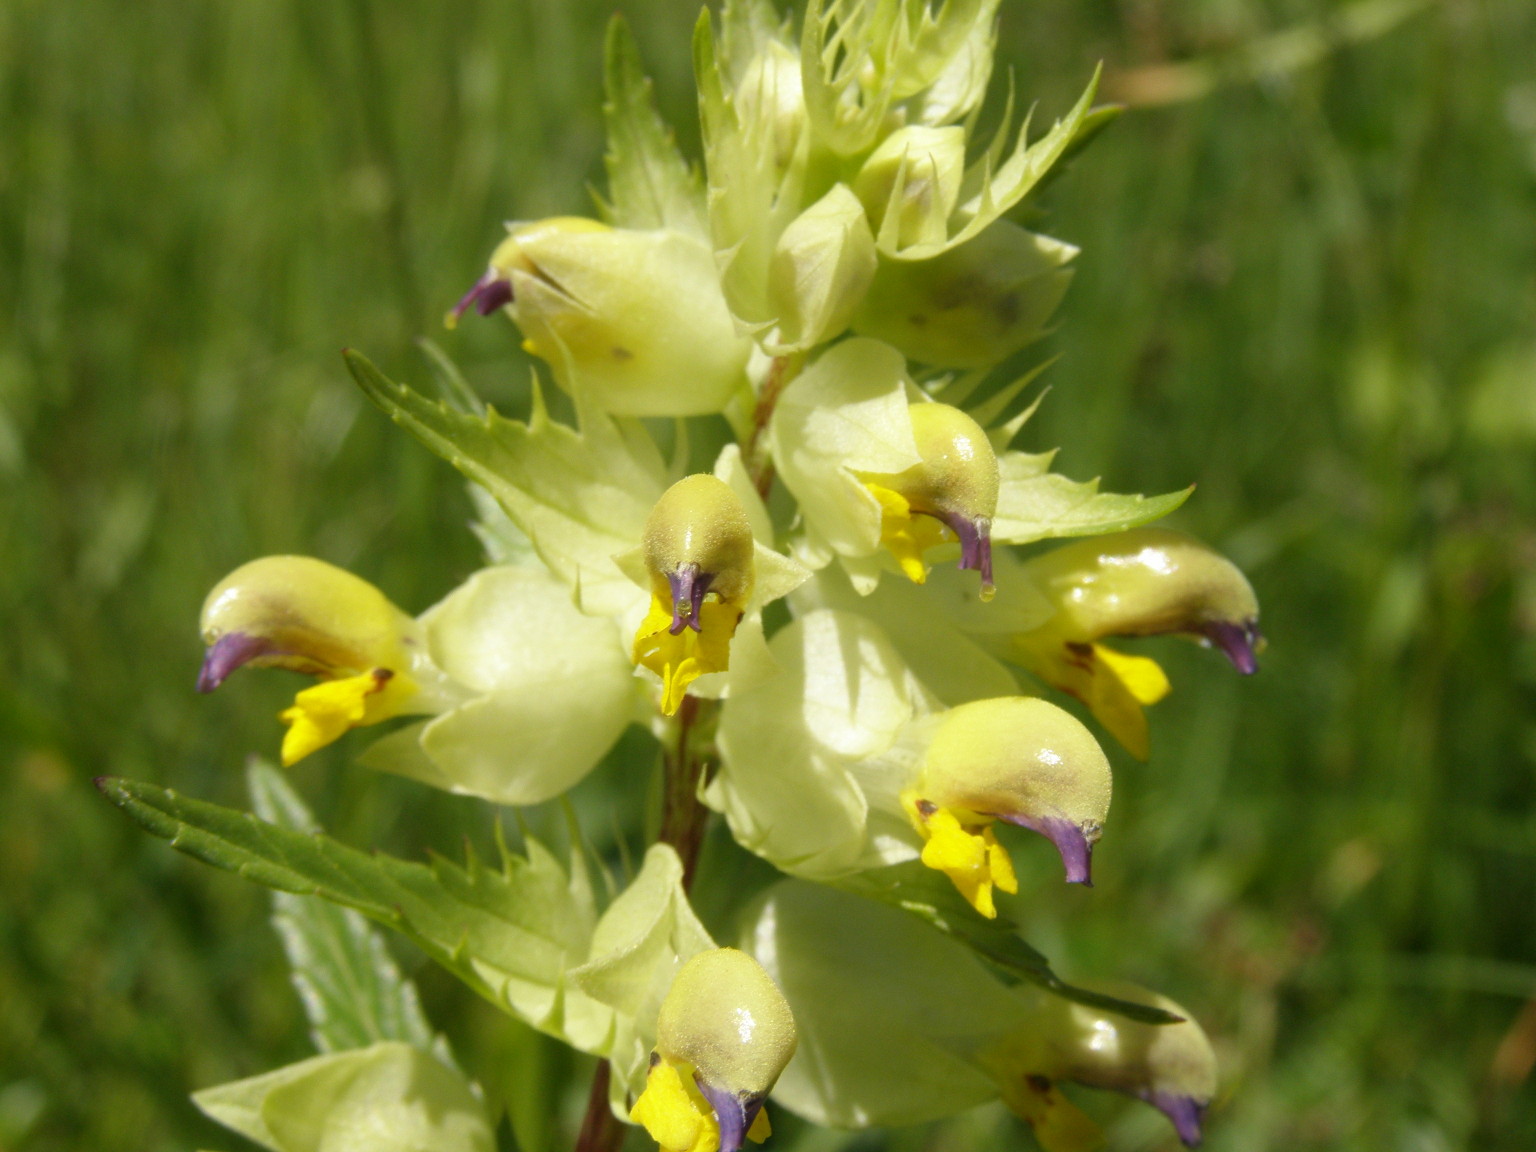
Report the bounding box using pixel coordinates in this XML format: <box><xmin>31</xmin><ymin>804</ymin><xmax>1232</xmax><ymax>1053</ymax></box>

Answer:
<box><xmin>199</xmin><ymin>556</ymin><xmax>423</xmax><ymax>765</ymax></box>
<box><xmin>859</xmin><ymin>403</ymin><xmax>998</xmax><ymax>599</ymax></box>
<box><xmin>631</xmin><ymin>949</ymin><xmax>795</xmax><ymax>1152</ymax></box>
<box><xmin>632</xmin><ymin>475</ymin><xmax>756</xmax><ymax>715</ymax></box>
<box><xmin>1013</xmin><ymin>529</ymin><xmax>1261</xmax><ymax>759</ymax></box>
<box><xmin>904</xmin><ymin>697</ymin><xmax>1111</xmax><ymax>913</ymax></box>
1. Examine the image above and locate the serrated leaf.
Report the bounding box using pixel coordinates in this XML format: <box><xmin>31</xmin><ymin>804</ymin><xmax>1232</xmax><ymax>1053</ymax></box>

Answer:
<box><xmin>345</xmin><ymin>349</ymin><xmax>662</xmax><ymax>617</ymax></box>
<box><xmin>994</xmin><ymin>449</ymin><xmax>1193</xmax><ymax>545</ymax></box>
<box><xmin>832</xmin><ymin>862</ymin><xmax>1181</xmax><ymax>1024</ymax></box>
<box><xmin>601</xmin><ymin>16</ymin><xmax>707</xmax><ymax>238</ymax></box>
<box><xmin>887</xmin><ymin>67</ymin><xmax>1101</xmax><ymax>261</ymax></box>
<box><xmin>246</xmin><ymin>761</ymin><xmax>443</xmax><ymax>1058</ymax></box>
<box><xmin>98</xmin><ymin>775</ymin><xmax>604</xmax><ymax>1043</ymax></box>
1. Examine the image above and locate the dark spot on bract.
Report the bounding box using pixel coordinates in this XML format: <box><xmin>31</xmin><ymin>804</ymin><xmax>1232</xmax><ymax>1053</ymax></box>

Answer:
<box><xmin>1026</xmin><ymin>1074</ymin><xmax>1052</xmax><ymax>1093</ymax></box>
<box><xmin>612</xmin><ymin>346</ymin><xmax>634</xmax><ymax>361</ymax></box>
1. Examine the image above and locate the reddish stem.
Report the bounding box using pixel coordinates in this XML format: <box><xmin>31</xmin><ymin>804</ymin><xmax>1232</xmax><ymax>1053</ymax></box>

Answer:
<box><xmin>743</xmin><ymin>355</ymin><xmax>797</xmax><ymax>500</ymax></box>
<box><xmin>574</xmin><ymin>1061</ymin><xmax>625</xmax><ymax>1152</ymax></box>
<box><xmin>658</xmin><ymin>694</ymin><xmax>713</xmax><ymax>890</ymax></box>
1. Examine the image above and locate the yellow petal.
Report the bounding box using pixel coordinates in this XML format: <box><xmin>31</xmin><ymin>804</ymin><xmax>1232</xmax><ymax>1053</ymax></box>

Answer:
<box><xmin>904</xmin><ymin>798</ymin><xmax>1014</xmax><ymax>919</ymax></box>
<box><xmin>279</xmin><ymin>669</ymin><xmax>413</xmax><ymax>766</ymax></box>
<box><xmin>631</xmin><ymin>1060</ymin><xmax>719</xmax><ymax>1152</ymax></box>
<box><xmin>1013</xmin><ymin>635</ymin><xmax>1169</xmax><ymax>761</ymax></box>
<box><xmin>1004</xmin><ymin>1076</ymin><xmax>1105</xmax><ymax>1152</ymax></box>
<box><xmin>865</xmin><ymin>482</ymin><xmax>951</xmax><ymax>585</ymax></box>
<box><xmin>1094</xmin><ymin>644</ymin><xmax>1171</xmax><ymax>706</ymax></box>
<box><xmin>985</xmin><ymin>826</ymin><xmax>1019</xmax><ymax>896</ymax></box>
<box><xmin>746</xmin><ymin>1108</ymin><xmax>771</xmax><ymax>1144</ymax></box>
<box><xmin>633</xmin><ymin>595</ymin><xmax>743</xmax><ymax>716</ymax></box>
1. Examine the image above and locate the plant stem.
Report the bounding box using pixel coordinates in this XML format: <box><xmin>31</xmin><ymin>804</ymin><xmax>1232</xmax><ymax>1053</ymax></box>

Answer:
<box><xmin>658</xmin><ymin>693</ymin><xmax>714</xmax><ymax>891</ymax></box>
<box><xmin>744</xmin><ymin>354</ymin><xmax>800</xmax><ymax>499</ymax></box>
<box><xmin>574</xmin><ymin>1061</ymin><xmax>625</xmax><ymax>1152</ymax></box>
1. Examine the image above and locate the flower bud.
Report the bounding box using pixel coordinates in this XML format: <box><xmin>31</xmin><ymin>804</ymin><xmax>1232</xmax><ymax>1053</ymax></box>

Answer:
<box><xmin>860</xmin><ymin>402</ymin><xmax>998</xmax><ymax>599</ymax></box>
<box><xmin>632</xmin><ymin>948</ymin><xmax>798</xmax><ymax>1152</ymax></box>
<box><xmin>903</xmin><ymin>697</ymin><xmax>1112</xmax><ymax>916</ymax></box>
<box><xmin>1012</xmin><ymin>528</ymin><xmax>1262</xmax><ymax>759</ymax></box>
<box><xmin>987</xmin><ymin>985</ymin><xmax>1218</xmax><ymax>1148</ymax></box>
<box><xmin>734</xmin><ymin>41</ymin><xmax>806</xmax><ymax>175</ymax></box>
<box><xmin>853</xmin><ymin>126</ymin><xmax>967</xmax><ymax>254</ymax></box>
<box><xmin>198</xmin><ymin>556</ymin><xmax>424</xmax><ymax>765</ymax></box>
<box><xmin>449</xmin><ymin>218</ymin><xmax>751</xmax><ymax>417</ymax></box>
<box><xmin>765</xmin><ymin>184</ymin><xmax>877</xmax><ymax>351</ymax></box>
<box><xmin>634</xmin><ymin>475</ymin><xmax>757</xmax><ymax>715</ymax></box>
<box><xmin>851</xmin><ymin>222</ymin><xmax>1076</xmax><ymax>369</ymax></box>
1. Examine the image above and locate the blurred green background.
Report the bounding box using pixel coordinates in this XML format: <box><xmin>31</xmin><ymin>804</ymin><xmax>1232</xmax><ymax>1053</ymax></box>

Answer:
<box><xmin>2</xmin><ymin>0</ymin><xmax>1534</xmax><ymax>1148</ymax></box>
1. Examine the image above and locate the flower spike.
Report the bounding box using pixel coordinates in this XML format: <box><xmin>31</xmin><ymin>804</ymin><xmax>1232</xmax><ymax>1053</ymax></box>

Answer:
<box><xmin>198</xmin><ymin>556</ymin><xmax>424</xmax><ymax>765</ymax></box>
<box><xmin>633</xmin><ymin>475</ymin><xmax>757</xmax><ymax>715</ymax></box>
<box><xmin>631</xmin><ymin>948</ymin><xmax>797</xmax><ymax>1152</ymax></box>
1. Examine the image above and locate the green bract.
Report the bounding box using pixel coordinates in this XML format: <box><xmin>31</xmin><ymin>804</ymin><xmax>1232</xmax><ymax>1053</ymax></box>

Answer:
<box><xmin>111</xmin><ymin>3</ymin><xmax>1263</xmax><ymax>1149</ymax></box>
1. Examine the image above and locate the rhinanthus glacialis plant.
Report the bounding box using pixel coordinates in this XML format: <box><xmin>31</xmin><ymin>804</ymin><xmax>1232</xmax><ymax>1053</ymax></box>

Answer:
<box><xmin>100</xmin><ymin>2</ymin><xmax>1266</xmax><ymax>1150</ymax></box>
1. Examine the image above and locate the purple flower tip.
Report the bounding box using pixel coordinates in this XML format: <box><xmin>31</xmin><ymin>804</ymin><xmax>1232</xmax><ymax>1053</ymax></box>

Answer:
<box><xmin>667</xmin><ymin>565</ymin><xmax>714</xmax><ymax>635</ymax></box>
<box><xmin>197</xmin><ymin>632</ymin><xmax>280</xmax><ymax>693</ymax></box>
<box><xmin>696</xmin><ymin>1080</ymin><xmax>763</xmax><ymax>1152</ymax></box>
<box><xmin>1203</xmin><ymin>619</ymin><xmax>1262</xmax><ymax>675</ymax></box>
<box><xmin>1142</xmin><ymin>1091</ymin><xmax>1207</xmax><ymax>1147</ymax></box>
<box><xmin>936</xmin><ymin>512</ymin><xmax>994</xmax><ymax>592</ymax></box>
<box><xmin>1000</xmin><ymin>814</ymin><xmax>1095</xmax><ymax>886</ymax></box>
<box><xmin>447</xmin><ymin>270</ymin><xmax>513</xmax><ymax>325</ymax></box>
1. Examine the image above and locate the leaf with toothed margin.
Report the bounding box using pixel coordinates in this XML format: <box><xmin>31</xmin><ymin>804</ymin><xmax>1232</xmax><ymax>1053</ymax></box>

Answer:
<box><xmin>345</xmin><ymin>349</ymin><xmax>663</xmax><ymax>618</ymax></box>
<box><xmin>247</xmin><ymin>760</ymin><xmax>450</xmax><ymax>1061</ymax></box>
<box><xmin>993</xmin><ymin>448</ymin><xmax>1193</xmax><ymax>546</ymax></box>
<box><xmin>96</xmin><ymin>774</ymin><xmax>611</xmax><ymax>1048</ymax></box>
<box><xmin>831</xmin><ymin>861</ymin><xmax>1182</xmax><ymax>1025</ymax></box>
<box><xmin>598</xmin><ymin>16</ymin><xmax>707</xmax><ymax>238</ymax></box>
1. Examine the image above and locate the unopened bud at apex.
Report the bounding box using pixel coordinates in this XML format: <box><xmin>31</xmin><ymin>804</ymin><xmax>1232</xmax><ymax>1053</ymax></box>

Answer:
<box><xmin>860</xmin><ymin>402</ymin><xmax>998</xmax><ymax>598</ymax></box>
<box><xmin>734</xmin><ymin>40</ymin><xmax>806</xmax><ymax>175</ymax></box>
<box><xmin>903</xmin><ymin>697</ymin><xmax>1111</xmax><ymax>917</ymax></box>
<box><xmin>853</xmin><ymin>125</ymin><xmax>967</xmax><ymax>254</ymax></box>
<box><xmin>449</xmin><ymin>218</ymin><xmax>750</xmax><ymax>417</ymax></box>
<box><xmin>633</xmin><ymin>475</ymin><xmax>756</xmax><ymax>715</ymax></box>
<box><xmin>198</xmin><ymin>556</ymin><xmax>423</xmax><ymax>765</ymax></box>
<box><xmin>632</xmin><ymin>948</ymin><xmax>798</xmax><ymax>1152</ymax></box>
<box><xmin>852</xmin><ymin>221</ymin><xmax>1076</xmax><ymax>369</ymax></box>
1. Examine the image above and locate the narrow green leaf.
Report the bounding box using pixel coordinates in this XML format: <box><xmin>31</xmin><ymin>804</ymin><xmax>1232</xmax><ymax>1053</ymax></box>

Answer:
<box><xmin>994</xmin><ymin>447</ymin><xmax>1194</xmax><ymax>545</ymax></box>
<box><xmin>833</xmin><ymin>862</ymin><xmax>1182</xmax><ymax>1025</ymax></box>
<box><xmin>601</xmin><ymin>16</ymin><xmax>706</xmax><ymax>237</ymax></box>
<box><xmin>246</xmin><ymin>761</ymin><xmax>441</xmax><ymax>1058</ymax></box>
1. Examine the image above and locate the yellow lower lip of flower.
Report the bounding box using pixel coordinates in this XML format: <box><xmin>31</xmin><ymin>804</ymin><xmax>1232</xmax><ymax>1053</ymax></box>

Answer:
<box><xmin>1001</xmin><ymin>1074</ymin><xmax>1105</xmax><ymax>1152</ymax></box>
<box><xmin>630</xmin><ymin>1057</ymin><xmax>770</xmax><ymax>1152</ymax></box>
<box><xmin>278</xmin><ymin>668</ymin><xmax>415</xmax><ymax>766</ymax></box>
<box><xmin>865</xmin><ymin>482</ymin><xmax>953</xmax><ymax>585</ymax></box>
<box><xmin>1015</xmin><ymin>636</ymin><xmax>1171</xmax><ymax>761</ymax></box>
<box><xmin>901</xmin><ymin>790</ymin><xmax>1018</xmax><ymax>919</ymax></box>
<box><xmin>633</xmin><ymin>594</ymin><xmax>743</xmax><ymax>716</ymax></box>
